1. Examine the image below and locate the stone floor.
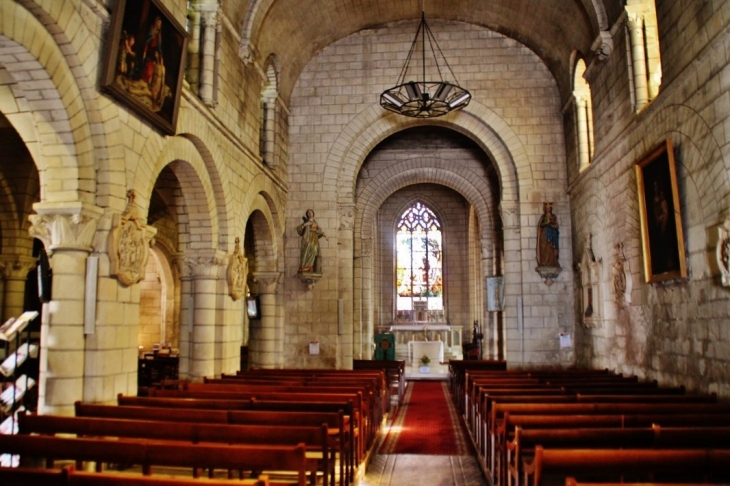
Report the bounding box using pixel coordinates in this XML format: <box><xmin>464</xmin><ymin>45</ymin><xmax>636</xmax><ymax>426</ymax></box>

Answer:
<box><xmin>357</xmin><ymin>373</ymin><xmax>489</xmax><ymax>486</ymax></box>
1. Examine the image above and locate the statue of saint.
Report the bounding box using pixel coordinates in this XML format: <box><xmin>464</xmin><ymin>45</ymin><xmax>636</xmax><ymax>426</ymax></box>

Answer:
<box><xmin>537</xmin><ymin>202</ymin><xmax>560</xmax><ymax>268</ymax></box>
<box><xmin>297</xmin><ymin>209</ymin><xmax>328</xmax><ymax>274</ymax></box>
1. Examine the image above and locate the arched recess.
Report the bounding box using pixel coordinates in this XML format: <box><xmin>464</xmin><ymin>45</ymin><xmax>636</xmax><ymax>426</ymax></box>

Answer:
<box><xmin>0</xmin><ymin>1</ymin><xmax>113</xmax><ymax>206</ymax></box>
<box><xmin>133</xmin><ymin>135</ymin><xmax>227</xmax><ymax>252</ymax></box>
<box><xmin>138</xmin><ymin>245</ymin><xmax>177</xmax><ymax>351</ymax></box>
<box><xmin>244</xmin><ymin>194</ymin><xmax>281</xmax><ymax>369</ymax></box>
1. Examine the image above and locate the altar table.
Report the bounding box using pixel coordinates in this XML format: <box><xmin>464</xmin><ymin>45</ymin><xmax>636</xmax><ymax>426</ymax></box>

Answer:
<box><xmin>408</xmin><ymin>340</ymin><xmax>444</xmax><ymax>365</ymax></box>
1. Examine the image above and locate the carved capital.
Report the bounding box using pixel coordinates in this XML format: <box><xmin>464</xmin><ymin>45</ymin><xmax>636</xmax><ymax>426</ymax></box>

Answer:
<box><xmin>591</xmin><ymin>31</ymin><xmax>614</xmax><ymax>62</ymax></box>
<box><xmin>108</xmin><ymin>191</ymin><xmax>157</xmax><ymax>286</ymax></box>
<box><xmin>28</xmin><ymin>202</ymin><xmax>103</xmax><ymax>254</ymax></box>
<box><xmin>195</xmin><ymin>3</ymin><xmax>219</xmax><ymax>26</ymax></box>
<box><xmin>0</xmin><ymin>256</ymin><xmax>36</xmax><ymax>280</ymax></box>
<box><xmin>498</xmin><ymin>201</ymin><xmax>520</xmax><ymax>229</ymax></box>
<box><xmin>185</xmin><ymin>252</ymin><xmax>227</xmax><ymax>280</ymax></box>
<box><xmin>227</xmin><ymin>237</ymin><xmax>248</xmax><ymax>301</ymax></box>
<box><xmin>252</xmin><ymin>271</ymin><xmax>280</xmax><ymax>294</ymax></box>
<box><xmin>239</xmin><ymin>41</ymin><xmax>256</xmax><ymax>65</ymax></box>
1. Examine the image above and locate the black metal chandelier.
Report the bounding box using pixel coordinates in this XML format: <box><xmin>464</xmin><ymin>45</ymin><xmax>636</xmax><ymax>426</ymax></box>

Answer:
<box><xmin>380</xmin><ymin>12</ymin><xmax>471</xmax><ymax>118</ymax></box>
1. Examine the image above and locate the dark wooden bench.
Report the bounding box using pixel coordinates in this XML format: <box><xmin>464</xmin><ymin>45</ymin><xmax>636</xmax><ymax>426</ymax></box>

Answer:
<box><xmin>523</xmin><ymin>446</ymin><xmax>730</xmax><ymax>486</ymax></box>
<box><xmin>0</xmin><ymin>465</ymin><xmax>273</xmax><ymax>485</ymax></box>
<box><xmin>18</xmin><ymin>414</ymin><xmax>333</xmax><ymax>486</ymax></box>
<box><xmin>74</xmin><ymin>402</ymin><xmax>350</xmax><ymax>486</ymax></box>
<box><xmin>353</xmin><ymin>359</ymin><xmax>406</xmax><ymax>406</ymax></box>
<box><xmin>0</xmin><ymin>434</ymin><xmax>308</xmax><ymax>485</ymax></box>
<box><xmin>508</xmin><ymin>425</ymin><xmax>730</xmax><ymax>486</ymax></box>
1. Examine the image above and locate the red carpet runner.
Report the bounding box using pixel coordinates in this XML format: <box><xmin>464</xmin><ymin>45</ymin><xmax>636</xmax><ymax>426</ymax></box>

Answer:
<box><xmin>379</xmin><ymin>381</ymin><xmax>470</xmax><ymax>455</ymax></box>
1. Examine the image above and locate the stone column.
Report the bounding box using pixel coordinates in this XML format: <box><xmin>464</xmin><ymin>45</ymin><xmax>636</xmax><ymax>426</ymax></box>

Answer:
<box><xmin>250</xmin><ymin>271</ymin><xmax>280</xmax><ymax>368</ymax></box>
<box><xmin>575</xmin><ymin>96</ymin><xmax>590</xmax><ymax>170</ymax></box>
<box><xmin>197</xmin><ymin>4</ymin><xmax>219</xmax><ymax>106</ymax></box>
<box><xmin>174</xmin><ymin>256</ymin><xmax>193</xmax><ymax>379</ymax></box>
<box><xmin>498</xmin><ymin>201</ymin><xmax>522</xmax><ymax>364</ymax></box>
<box><xmin>338</xmin><ymin>204</ymin><xmax>355</xmax><ymax>369</ymax></box>
<box><xmin>185</xmin><ymin>253</ymin><xmax>226</xmax><ymax>381</ymax></box>
<box><xmin>627</xmin><ymin>12</ymin><xmax>649</xmax><ymax>111</ymax></box>
<box><xmin>28</xmin><ymin>204</ymin><xmax>102</xmax><ymax>415</ymax></box>
<box><xmin>359</xmin><ymin>240</ymin><xmax>373</xmax><ymax>360</ymax></box>
<box><xmin>185</xmin><ymin>7</ymin><xmax>201</xmax><ymax>95</ymax></box>
<box><xmin>1</xmin><ymin>256</ymin><xmax>36</xmax><ymax>321</ymax></box>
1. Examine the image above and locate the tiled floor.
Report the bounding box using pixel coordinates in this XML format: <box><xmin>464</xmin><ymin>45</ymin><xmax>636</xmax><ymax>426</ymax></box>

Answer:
<box><xmin>358</xmin><ymin>373</ymin><xmax>489</xmax><ymax>486</ymax></box>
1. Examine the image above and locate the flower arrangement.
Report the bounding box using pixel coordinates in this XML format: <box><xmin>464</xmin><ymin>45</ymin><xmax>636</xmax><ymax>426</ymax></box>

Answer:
<box><xmin>419</xmin><ymin>354</ymin><xmax>431</xmax><ymax>367</ymax></box>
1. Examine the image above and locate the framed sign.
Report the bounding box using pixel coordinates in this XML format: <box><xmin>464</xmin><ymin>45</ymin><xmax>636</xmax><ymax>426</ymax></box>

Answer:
<box><xmin>635</xmin><ymin>138</ymin><xmax>687</xmax><ymax>283</ymax></box>
<box><xmin>101</xmin><ymin>0</ymin><xmax>188</xmax><ymax>135</ymax></box>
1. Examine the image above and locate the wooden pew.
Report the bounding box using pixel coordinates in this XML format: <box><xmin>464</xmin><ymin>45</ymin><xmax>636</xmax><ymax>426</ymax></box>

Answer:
<box><xmin>18</xmin><ymin>414</ymin><xmax>334</xmax><ymax>486</ymax></box>
<box><xmin>114</xmin><ymin>396</ymin><xmax>359</xmax><ymax>484</ymax></box>
<box><xmin>0</xmin><ymin>435</ymin><xmax>309</xmax><ymax>485</ymax></box>
<box><xmin>507</xmin><ymin>425</ymin><xmax>730</xmax><ymax>486</ymax></box>
<box><xmin>353</xmin><ymin>359</ymin><xmax>406</xmax><ymax>407</ymax></box>
<box><xmin>523</xmin><ymin>446</ymin><xmax>730</xmax><ymax>486</ymax></box>
<box><xmin>74</xmin><ymin>403</ymin><xmax>350</xmax><ymax>486</ymax></box>
<box><xmin>0</xmin><ymin>465</ymin><xmax>273</xmax><ymax>485</ymax></box>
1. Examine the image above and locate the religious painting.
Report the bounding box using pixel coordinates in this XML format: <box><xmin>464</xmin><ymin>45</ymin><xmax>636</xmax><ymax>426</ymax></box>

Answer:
<box><xmin>101</xmin><ymin>0</ymin><xmax>188</xmax><ymax>135</ymax></box>
<box><xmin>635</xmin><ymin>138</ymin><xmax>687</xmax><ymax>283</ymax></box>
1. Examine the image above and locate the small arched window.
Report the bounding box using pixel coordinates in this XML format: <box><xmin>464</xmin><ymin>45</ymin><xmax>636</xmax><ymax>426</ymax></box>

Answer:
<box><xmin>396</xmin><ymin>202</ymin><xmax>443</xmax><ymax>315</ymax></box>
<box><xmin>573</xmin><ymin>58</ymin><xmax>594</xmax><ymax>171</ymax></box>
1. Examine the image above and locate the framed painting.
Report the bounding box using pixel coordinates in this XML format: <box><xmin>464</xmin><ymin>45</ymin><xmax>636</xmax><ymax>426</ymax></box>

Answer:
<box><xmin>101</xmin><ymin>0</ymin><xmax>188</xmax><ymax>135</ymax></box>
<box><xmin>635</xmin><ymin>138</ymin><xmax>687</xmax><ymax>283</ymax></box>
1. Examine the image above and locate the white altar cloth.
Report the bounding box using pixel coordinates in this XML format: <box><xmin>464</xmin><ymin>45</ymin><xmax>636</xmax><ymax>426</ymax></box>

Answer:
<box><xmin>408</xmin><ymin>340</ymin><xmax>444</xmax><ymax>365</ymax></box>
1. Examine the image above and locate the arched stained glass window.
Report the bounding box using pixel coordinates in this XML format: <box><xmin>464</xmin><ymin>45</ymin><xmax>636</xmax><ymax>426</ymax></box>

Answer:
<box><xmin>396</xmin><ymin>202</ymin><xmax>443</xmax><ymax>312</ymax></box>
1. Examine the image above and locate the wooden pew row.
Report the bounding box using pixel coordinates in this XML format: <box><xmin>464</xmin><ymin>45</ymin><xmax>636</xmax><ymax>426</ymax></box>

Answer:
<box><xmin>179</xmin><ymin>382</ymin><xmax>381</xmax><ymax>441</ymax></box>
<box><xmin>120</xmin><ymin>393</ymin><xmax>364</xmax><ymax>469</ymax></box>
<box><xmin>490</xmin><ymin>409</ymin><xmax>730</xmax><ymax>486</ymax></box>
<box><xmin>507</xmin><ymin>425</ymin><xmax>730</xmax><ymax>486</ymax></box>
<box><xmin>565</xmin><ymin>479</ymin><xmax>704</xmax><ymax>486</ymax></box>
<box><xmin>523</xmin><ymin>446</ymin><xmax>730</xmax><ymax>486</ymax></box>
<box><xmin>476</xmin><ymin>390</ymin><xmax>715</xmax><ymax>464</ymax></box>
<box><xmin>485</xmin><ymin>400</ymin><xmax>730</xmax><ymax>485</ymax></box>
<box><xmin>0</xmin><ymin>435</ymin><xmax>309</xmax><ymax>486</ymax></box>
<box><xmin>75</xmin><ymin>403</ymin><xmax>351</xmax><ymax>486</ymax></box>
<box><xmin>0</xmin><ymin>465</ymin><xmax>275</xmax><ymax>486</ymax></box>
<box><xmin>115</xmin><ymin>396</ymin><xmax>360</xmax><ymax>484</ymax></box>
<box><xmin>18</xmin><ymin>414</ymin><xmax>335</xmax><ymax>486</ymax></box>
<box><xmin>352</xmin><ymin>360</ymin><xmax>406</xmax><ymax>407</ymax></box>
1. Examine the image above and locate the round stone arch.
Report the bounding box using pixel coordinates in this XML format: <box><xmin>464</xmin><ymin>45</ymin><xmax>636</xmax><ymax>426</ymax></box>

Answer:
<box><xmin>356</xmin><ymin>159</ymin><xmax>497</xmax><ymax>243</ymax></box>
<box><xmin>241</xmin><ymin>174</ymin><xmax>286</xmax><ymax>240</ymax></box>
<box><xmin>0</xmin><ymin>1</ymin><xmax>113</xmax><ymax>206</ymax></box>
<box><xmin>135</xmin><ymin>136</ymin><xmax>224</xmax><ymax>254</ymax></box>
<box><xmin>325</xmin><ymin>101</ymin><xmax>531</xmax><ymax>208</ymax></box>
<box><xmin>245</xmin><ymin>194</ymin><xmax>280</xmax><ymax>273</ymax></box>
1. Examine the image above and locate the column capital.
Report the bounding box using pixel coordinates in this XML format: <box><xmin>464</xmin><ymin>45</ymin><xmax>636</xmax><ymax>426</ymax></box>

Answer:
<box><xmin>338</xmin><ymin>203</ymin><xmax>356</xmax><ymax>231</ymax></box>
<box><xmin>184</xmin><ymin>251</ymin><xmax>228</xmax><ymax>279</ymax></box>
<box><xmin>591</xmin><ymin>31</ymin><xmax>613</xmax><ymax>62</ymax></box>
<box><xmin>251</xmin><ymin>271</ymin><xmax>280</xmax><ymax>294</ymax></box>
<box><xmin>0</xmin><ymin>255</ymin><xmax>36</xmax><ymax>280</ymax></box>
<box><xmin>28</xmin><ymin>202</ymin><xmax>103</xmax><ymax>254</ymax></box>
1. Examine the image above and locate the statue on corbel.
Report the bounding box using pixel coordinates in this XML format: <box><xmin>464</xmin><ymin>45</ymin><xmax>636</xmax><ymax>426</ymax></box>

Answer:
<box><xmin>108</xmin><ymin>190</ymin><xmax>157</xmax><ymax>286</ymax></box>
<box><xmin>227</xmin><ymin>237</ymin><xmax>248</xmax><ymax>300</ymax></box>
<box><xmin>577</xmin><ymin>235</ymin><xmax>602</xmax><ymax>328</ymax></box>
<box><xmin>535</xmin><ymin>202</ymin><xmax>562</xmax><ymax>285</ymax></box>
<box><xmin>296</xmin><ymin>209</ymin><xmax>327</xmax><ymax>289</ymax></box>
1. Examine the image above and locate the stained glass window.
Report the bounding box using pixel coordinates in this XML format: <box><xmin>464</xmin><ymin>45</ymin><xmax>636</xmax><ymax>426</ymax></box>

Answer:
<box><xmin>396</xmin><ymin>202</ymin><xmax>443</xmax><ymax>312</ymax></box>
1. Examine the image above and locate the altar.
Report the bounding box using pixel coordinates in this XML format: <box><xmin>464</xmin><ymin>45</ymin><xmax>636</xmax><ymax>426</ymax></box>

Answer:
<box><xmin>408</xmin><ymin>340</ymin><xmax>444</xmax><ymax>365</ymax></box>
<box><xmin>380</xmin><ymin>323</ymin><xmax>463</xmax><ymax>362</ymax></box>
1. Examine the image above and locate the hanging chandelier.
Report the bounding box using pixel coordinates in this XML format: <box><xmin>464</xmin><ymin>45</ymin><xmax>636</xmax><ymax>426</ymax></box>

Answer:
<box><xmin>380</xmin><ymin>11</ymin><xmax>471</xmax><ymax>118</ymax></box>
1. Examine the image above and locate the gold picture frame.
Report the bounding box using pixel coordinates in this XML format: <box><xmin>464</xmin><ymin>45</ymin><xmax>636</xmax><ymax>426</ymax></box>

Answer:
<box><xmin>100</xmin><ymin>0</ymin><xmax>188</xmax><ymax>135</ymax></box>
<box><xmin>635</xmin><ymin>138</ymin><xmax>687</xmax><ymax>283</ymax></box>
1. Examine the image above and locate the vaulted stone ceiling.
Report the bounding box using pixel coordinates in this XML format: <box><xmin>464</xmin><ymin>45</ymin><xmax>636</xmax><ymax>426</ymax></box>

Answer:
<box><xmin>224</xmin><ymin>0</ymin><xmax>621</xmax><ymax>103</ymax></box>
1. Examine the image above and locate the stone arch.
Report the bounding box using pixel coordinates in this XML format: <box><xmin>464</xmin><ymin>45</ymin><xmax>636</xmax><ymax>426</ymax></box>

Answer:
<box><xmin>245</xmin><ymin>195</ymin><xmax>279</xmax><ymax>273</ymax></box>
<box><xmin>356</xmin><ymin>160</ymin><xmax>496</xmax><ymax>243</ymax></box>
<box><xmin>239</xmin><ymin>0</ymin><xmax>275</xmax><ymax>63</ymax></box>
<box><xmin>135</xmin><ymin>136</ymin><xmax>223</xmax><ymax>254</ymax></box>
<box><xmin>241</xmin><ymin>174</ymin><xmax>286</xmax><ymax>238</ymax></box>
<box><xmin>327</xmin><ymin>100</ymin><xmax>529</xmax><ymax>208</ymax></box>
<box><xmin>0</xmin><ymin>1</ymin><xmax>115</xmax><ymax>206</ymax></box>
